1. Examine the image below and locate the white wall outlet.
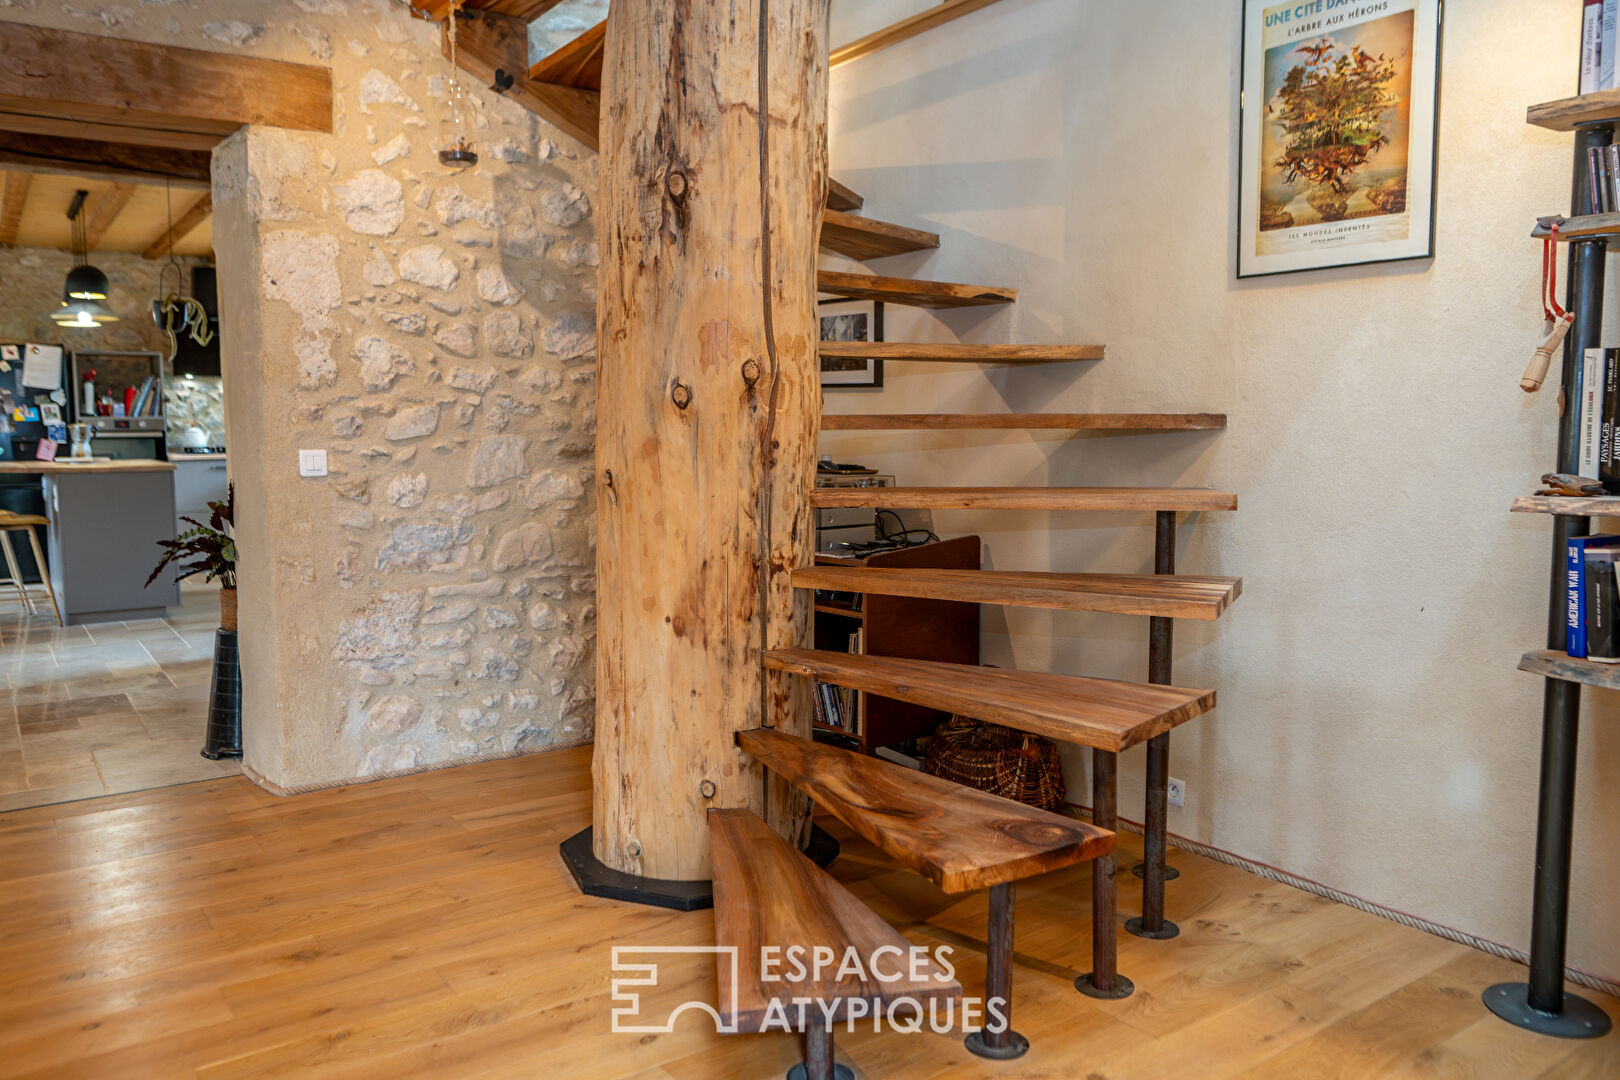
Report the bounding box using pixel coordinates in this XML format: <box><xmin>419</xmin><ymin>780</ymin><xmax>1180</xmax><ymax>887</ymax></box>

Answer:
<box><xmin>298</xmin><ymin>449</ymin><xmax>328</xmax><ymax>477</ymax></box>
<box><xmin>1167</xmin><ymin>777</ymin><xmax>1186</xmax><ymax>808</ymax></box>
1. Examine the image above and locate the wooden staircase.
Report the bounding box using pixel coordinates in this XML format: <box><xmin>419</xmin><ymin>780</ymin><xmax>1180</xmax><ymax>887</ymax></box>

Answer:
<box><xmin>734</xmin><ymin>728</ymin><xmax>1112</xmax><ymax>1058</ymax></box>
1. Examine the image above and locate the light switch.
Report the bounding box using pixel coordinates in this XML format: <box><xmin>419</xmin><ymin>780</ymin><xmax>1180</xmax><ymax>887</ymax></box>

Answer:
<box><xmin>298</xmin><ymin>449</ymin><xmax>328</xmax><ymax>477</ymax></box>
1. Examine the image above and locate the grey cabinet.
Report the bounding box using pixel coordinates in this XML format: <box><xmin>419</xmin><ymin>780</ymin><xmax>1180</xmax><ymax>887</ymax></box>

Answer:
<box><xmin>173</xmin><ymin>457</ymin><xmax>229</xmax><ymax>534</ymax></box>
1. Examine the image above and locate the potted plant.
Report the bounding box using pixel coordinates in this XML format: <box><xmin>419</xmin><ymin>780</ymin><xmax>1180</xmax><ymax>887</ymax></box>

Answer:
<box><xmin>146</xmin><ymin>483</ymin><xmax>236</xmax><ymax>629</ymax></box>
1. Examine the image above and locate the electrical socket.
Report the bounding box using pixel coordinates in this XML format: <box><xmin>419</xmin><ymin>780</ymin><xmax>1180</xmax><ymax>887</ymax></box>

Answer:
<box><xmin>1167</xmin><ymin>777</ymin><xmax>1185</xmax><ymax>808</ymax></box>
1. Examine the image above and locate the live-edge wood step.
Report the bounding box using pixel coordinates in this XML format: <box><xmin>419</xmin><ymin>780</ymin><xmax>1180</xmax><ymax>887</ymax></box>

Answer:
<box><xmin>810</xmin><ymin>487</ymin><xmax>1238</xmax><ymax>512</ymax></box>
<box><xmin>762</xmin><ymin>648</ymin><xmax>1216</xmax><ymax>752</ymax></box>
<box><xmin>736</xmin><ymin>728</ymin><xmax>1112</xmax><ymax>893</ymax></box>
<box><xmin>710</xmin><ymin>808</ymin><xmax>960</xmax><ymax>1032</ymax></box>
<box><xmin>819</xmin><ymin>342</ymin><xmax>1105</xmax><ymax>364</ymax></box>
<box><xmin>1511</xmin><ymin>495</ymin><xmax>1620</xmax><ymax>516</ymax></box>
<box><xmin>794</xmin><ymin>567</ymin><xmax>1242</xmax><ymax>620</ymax></box>
<box><xmin>826</xmin><ymin>178</ymin><xmax>864</xmax><ymax>212</ymax></box>
<box><xmin>821</xmin><ymin>413</ymin><xmax>1227</xmax><ymax>432</ymax></box>
<box><xmin>820</xmin><ymin>209</ymin><xmax>940</xmax><ymax>259</ymax></box>
<box><xmin>818</xmin><ymin>270</ymin><xmax>1016</xmax><ymax>308</ymax></box>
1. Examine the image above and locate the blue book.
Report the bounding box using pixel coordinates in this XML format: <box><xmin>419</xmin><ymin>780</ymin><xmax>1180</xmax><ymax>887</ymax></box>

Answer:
<box><xmin>1568</xmin><ymin>535</ymin><xmax>1620</xmax><ymax>657</ymax></box>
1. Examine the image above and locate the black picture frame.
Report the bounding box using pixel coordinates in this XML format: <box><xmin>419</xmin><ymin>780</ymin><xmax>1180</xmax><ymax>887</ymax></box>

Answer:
<box><xmin>817</xmin><ymin>299</ymin><xmax>884</xmax><ymax>389</ymax></box>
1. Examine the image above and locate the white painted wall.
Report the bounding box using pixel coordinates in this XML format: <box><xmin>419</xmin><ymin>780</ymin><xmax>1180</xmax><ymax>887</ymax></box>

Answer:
<box><xmin>825</xmin><ymin>0</ymin><xmax>1620</xmax><ymax>983</ymax></box>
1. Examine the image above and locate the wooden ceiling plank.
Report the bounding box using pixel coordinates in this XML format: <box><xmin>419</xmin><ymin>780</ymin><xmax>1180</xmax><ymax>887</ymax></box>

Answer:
<box><xmin>0</xmin><ymin>24</ymin><xmax>331</xmax><ymax>136</ymax></box>
<box><xmin>82</xmin><ymin>182</ymin><xmax>136</xmax><ymax>250</ymax></box>
<box><xmin>0</xmin><ymin>132</ymin><xmax>210</xmax><ymax>188</ymax></box>
<box><xmin>831</xmin><ymin>0</ymin><xmax>1006</xmax><ymax>68</ymax></box>
<box><xmin>528</xmin><ymin>20</ymin><xmax>606</xmax><ymax>90</ymax></box>
<box><xmin>447</xmin><ymin>9</ymin><xmax>600</xmax><ymax>151</ymax></box>
<box><xmin>0</xmin><ymin>110</ymin><xmax>224</xmax><ymax>151</ymax></box>
<box><xmin>0</xmin><ymin>170</ymin><xmax>29</xmax><ymax>246</ymax></box>
<box><xmin>141</xmin><ymin>191</ymin><xmax>212</xmax><ymax>260</ymax></box>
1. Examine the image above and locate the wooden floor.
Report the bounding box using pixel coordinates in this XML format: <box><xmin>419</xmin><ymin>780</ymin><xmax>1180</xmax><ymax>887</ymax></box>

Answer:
<box><xmin>0</xmin><ymin>746</ymin><xmax>1616</xmax><ymax>1079</ymax></box>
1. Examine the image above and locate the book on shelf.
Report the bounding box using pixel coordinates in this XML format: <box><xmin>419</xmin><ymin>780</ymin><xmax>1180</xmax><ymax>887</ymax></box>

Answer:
<box><xmin>810</xmin><ymin>628</ymin><xmax>866</xmax><ymax>736</ymax></box>
<box><xmin>1587</xmin><ymin>549</ymin><xmax>1620</xmax><ymax>662</ymax></box>
<box><xmin>1583</xmin><ymin>0</ymin><xmax>1620</xmax><ymax>95</ymax></box>
<box><xmin>1567</xmin><ymin>534</ymin><xmax>1620</xmax><ymax>657</ymax></box>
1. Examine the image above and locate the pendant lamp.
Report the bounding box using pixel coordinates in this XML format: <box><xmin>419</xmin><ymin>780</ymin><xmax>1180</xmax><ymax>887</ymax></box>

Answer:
<box><xmin>49</xmin><ymin>190</ymin><xmax>118</xmax><ymax>326</ymax></box>
<box><xmin>438</xmin><ymin>2</ymin><xmax>478</xmax><ymax>170</ymax></box>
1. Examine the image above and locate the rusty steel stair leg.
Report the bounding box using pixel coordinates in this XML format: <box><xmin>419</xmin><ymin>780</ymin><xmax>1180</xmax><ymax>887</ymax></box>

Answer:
<box><xmin>964</xmin><ymin>882</ymin><xmax>1029</xmax><ymax>1059</ymax></box>
<box><xmin>1076</xmin><ymin>748</ymin><xmax>1134</xmax><ymax>999</ymax></box>
<box><xmin>1129</xmin><ymin>511</ymin><xmax>1181</xmax><ymax>941</ymax></box>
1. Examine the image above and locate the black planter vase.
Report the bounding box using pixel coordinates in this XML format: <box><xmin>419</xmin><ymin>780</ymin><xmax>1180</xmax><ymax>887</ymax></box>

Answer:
<box><xmin>200</xmin><ymin>628</ymin><xmax>243</xmax><ymax>760</ymax></box>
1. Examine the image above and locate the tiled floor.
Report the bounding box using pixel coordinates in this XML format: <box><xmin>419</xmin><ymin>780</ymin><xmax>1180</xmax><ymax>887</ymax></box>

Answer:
<box><xmin>0</xmin><ymin>585</ymin><xmax>238</xmax><ymax>812</ymax></box>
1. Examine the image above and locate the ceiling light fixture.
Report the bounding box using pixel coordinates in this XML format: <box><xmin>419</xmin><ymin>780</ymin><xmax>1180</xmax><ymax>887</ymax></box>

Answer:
<box><xmin>49</xmin><ymin>190</ymin><xmax>118</xmax><ymax>327</ymax></box>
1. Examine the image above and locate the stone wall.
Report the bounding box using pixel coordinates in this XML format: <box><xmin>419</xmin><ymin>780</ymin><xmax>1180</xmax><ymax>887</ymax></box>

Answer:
<box><xmin>0</xmin><ymin>0</ymin><xmax>599</xmax><ymax>789</ymax></box>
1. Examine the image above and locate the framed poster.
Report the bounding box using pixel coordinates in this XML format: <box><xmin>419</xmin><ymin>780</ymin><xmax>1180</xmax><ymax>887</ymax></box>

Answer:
<box><xmin>1238</xmin><ymin>0</ymin><xmax>1442</xmax><ymax>278</ymax></box>
<box><xmin>818</xmin><ymin>299</ymin><xmax>884</xmax><ymax>389</ymax></box>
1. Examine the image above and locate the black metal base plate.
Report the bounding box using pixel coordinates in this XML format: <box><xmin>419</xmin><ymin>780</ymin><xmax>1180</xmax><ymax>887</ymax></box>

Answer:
<box><xmin>559</xmin><ymin>825</ymin><xmax>840</xmax><ymax>911</ymax></box>
<box><xmin>1074</xmin><ymin>972</ymin><xmax>1136</xmax><ymax>1000</ymax></box>
<box><xmin>1125</xmin><ymin>916</ymin><xmax>1180</xmax><ymax>940</ymax></box>
<box><xmin>1131</xmin><ymin>862</ymin><xmax>1180</xmax><ymax>881</ymax></box>
<box><xmin>964</xmin><ymin>1029</ymin><xmax>1030</xmax><ymax>1060</ymax></box>
<box><xmin>786</xmin><ymin>1065</ymin><xmax>854</xmax><ymax>1080</ymax></box>
<box><xmin>199</xmin><ymin>747</ymin><xmax>242</xmax><ymax>761</ymax></box>
<box><xmin>1484</xmin><ymin>982</ymin><xmax>1613</xmax><ymax>1039</ymax></box>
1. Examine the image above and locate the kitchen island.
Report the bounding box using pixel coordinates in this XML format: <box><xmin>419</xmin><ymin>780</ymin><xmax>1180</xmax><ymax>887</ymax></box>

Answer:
<box><xmin>0</xmin><ymin>461</ymin><xmax>180</xmax><ymax>624</ymax></box>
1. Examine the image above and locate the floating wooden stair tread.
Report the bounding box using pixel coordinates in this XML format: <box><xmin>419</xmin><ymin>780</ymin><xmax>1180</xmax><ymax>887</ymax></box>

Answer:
<box><xmin>1528</xmin><ymin>89</ymin><xmax>1620</xmax><ymax>131</ymax></box>
<box><xmin>762</xmin><ymin>648</ymin><xmax>1216</xmax><ymax>752</ymax></box>
<box><xmin>819</xmin><ymin>342</ymin><xmax>1105</xmax><ymax>364</ymax></box>
<box><xmin>1519</xmin><ymin>649</ymin><xmax>1620</xmax><ymax>691</ymax></box>
<box><xmin>820</xmin><ymin>209</ymin><xmax>940</xmax><ymax>260</ymax></box>
<box><xmin>527</xmin><ymin>19</ymin><xmax>605</xmax><ymax>89</ymax></box>
<box><xmin>1530</xmin><ymin>213</ymin><xmax>1620</xmax><ymax>243</ymax></box>
<box><xmin>810</xmin><ymin>487</ymin><xmax>1238</xmax><ymax>512</ymax></box>
<box><xmin>736</xmin><ymin>728</ymin><xmax>1111</xmax><ymax>893</ymax></box>
<box><xmin>822</xmin><ymin>413</ymin><xmax>1227</xmax><ymax>431</ymax></box>
<box><xmin>831</xmin><ymin>0</ymin><xmax>1008</xmax><ymax>68</ymax></box>
<box><xmin>826</xmin><ymin>178</ymin><xmax>864</xmax><ymax>212</ymax></box>
<box><xmin>710</xmin><ymin>808</ymin><xmax>959</xmax><ymax>1031</ymax></box>
<box><xmin>1511</xmin><ymin>495</ymin><xmax>1620</xmax><ymax>516</ymax></box>
<box><xmin>794</xmin><ymin>567</ymin><xmax>1242</xmax><ymax>620</ymax></box>
<box><xmin>817</xmin><ymin>270</ymin><xmax>1016</xmax><ymax>308</ymax></box>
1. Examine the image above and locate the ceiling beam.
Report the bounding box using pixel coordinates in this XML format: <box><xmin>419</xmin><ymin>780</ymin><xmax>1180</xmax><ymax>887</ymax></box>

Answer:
<box><xmin>0</xmin><ymin>109</ymin><xmax>224</xmax><ymax>152</ymax></box>
<box><xmin>0</xmin><ymin>131</ymin><xmax>210</xmax><ymax>188</ymax></box>
<box><xmin>446</xmin><ymin>9</ymin><xmax>599</xmax><ymax>151</ymax></box>
<box><xmin>0</xmin><ymin>170</ymin><xmax>28</xmax><ymax>245</ymax></box>
<box><xmin>142</xmin><ymin>190</ymin><xmax>211</xmax><ymax>259</ymax></box>
<box><xmin>82</xmin><ymin>182</ymin><xmax>135</xmax><ymax>250</ymax></box>
<box><xmin>529</xmin><ymin>20</ymin><xmax>604</xmax><ymax>90</ymax></box>
<box><xmin>0</xmin><ymin>24</ymin><xmax>332</xmax><ymax>139</ymax></box>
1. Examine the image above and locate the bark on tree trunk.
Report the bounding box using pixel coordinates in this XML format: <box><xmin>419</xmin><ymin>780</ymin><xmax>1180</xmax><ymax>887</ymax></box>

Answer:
<box><xmin>591</xmin><ymin>0</ymin><xmax>830</xmax><ymax>880</ymax></box>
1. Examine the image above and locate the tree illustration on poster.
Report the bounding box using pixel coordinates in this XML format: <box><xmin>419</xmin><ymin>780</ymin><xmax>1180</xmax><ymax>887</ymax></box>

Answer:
<box><xmin>1237</xmin><ymin>0</ymin><xmax>1442</xmax><ymax>278</ymax></box>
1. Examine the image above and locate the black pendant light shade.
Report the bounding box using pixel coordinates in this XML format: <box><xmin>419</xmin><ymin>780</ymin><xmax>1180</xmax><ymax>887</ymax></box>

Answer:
<box><xmin>64</xmin><ymin>262</ymin><xmax>110</xmax><ymax>301</ymax></box>
<box><xmin>47</xmin><ymin>190</ymin><xmax>117</xmax><ymax>327</ymax></box>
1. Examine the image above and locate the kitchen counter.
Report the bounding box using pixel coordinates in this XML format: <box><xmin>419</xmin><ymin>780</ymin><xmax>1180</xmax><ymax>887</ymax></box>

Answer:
<box><xmin>0</xmin><ymin>460</ymin><xmax>176</xmax><ymax>475</ymax></box>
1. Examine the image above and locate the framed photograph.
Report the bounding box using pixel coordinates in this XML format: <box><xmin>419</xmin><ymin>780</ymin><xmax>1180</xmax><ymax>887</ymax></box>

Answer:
<box><xmin>818</xmin><ymin>299</ymin><xmax>884</xmax><ymax>389</ymax></box>
<box><xmin>1238</xmin><ymin>0</ymin><xmax>1442</xmax><ymax>278</ymax></box>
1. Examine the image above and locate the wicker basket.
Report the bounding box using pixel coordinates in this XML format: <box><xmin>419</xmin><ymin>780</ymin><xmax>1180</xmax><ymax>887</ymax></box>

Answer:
<box><xmin>923</xmin><ymin>716</ymin><xmax>1066</xmax><ymax>812</ymax></box>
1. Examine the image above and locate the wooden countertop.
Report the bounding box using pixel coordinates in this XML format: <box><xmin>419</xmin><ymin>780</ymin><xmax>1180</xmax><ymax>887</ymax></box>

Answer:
<box><xmin>0</xmin><ymin>460</ymin><xmax>176</xmax><ymax>475</ymax></box>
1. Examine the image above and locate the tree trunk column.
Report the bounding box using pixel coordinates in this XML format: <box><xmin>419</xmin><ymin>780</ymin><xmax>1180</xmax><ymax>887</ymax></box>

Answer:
<box><xmin>591</xmin><ymin>0</ymin><xmax>830</xmax><ymax>880</ymax></box>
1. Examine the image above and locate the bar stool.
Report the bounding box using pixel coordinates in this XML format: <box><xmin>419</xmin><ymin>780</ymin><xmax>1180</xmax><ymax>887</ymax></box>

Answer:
<box><xmin>0</xmin><ymin>512</ymin><xmax>62</xmax><ymax>626</ymax></box>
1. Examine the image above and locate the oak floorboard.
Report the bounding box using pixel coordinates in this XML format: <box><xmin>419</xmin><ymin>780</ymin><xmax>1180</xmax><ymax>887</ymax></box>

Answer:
<box><xmin>0</xmin><ymin>746</ymin><xmax>1615</xmax><ymax>1079</ymax></box>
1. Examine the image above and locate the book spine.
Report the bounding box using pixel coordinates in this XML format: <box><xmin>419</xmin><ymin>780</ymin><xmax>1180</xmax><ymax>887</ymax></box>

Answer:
<box><xmin>1588</xmin><ymin>554</ymin><xmax>1620</xmax><ymax>661</ymax></box>
<box><xmin>1607</xmin><ymin>146</ymin><xmax>1620</xmax><ymax>212</ymax></box>
<box><xmin>1591</xmin><ymin>147</ymin><xmax>1604</xmax><ymax>213</ymax></box>
<box><xmin>1606</xmin><ymin>350</ymin><xmax>1620</xmax><ymax>493</ymax></box>
<box><xmin>1570</xmin><ymin>537</ymin><xmax>1589</xmax><ymax>658</ymax></box>
<box><xmin>1582</xmin><ymin>348</ymin><xmax>1603</xmax><ymax>477</ymax></box>
<box><xmin>1605</xmin><ymin>0</ymin><xmax>1619</xmax><ymax>89</ymax></box>
<box><xmin>1586</xmin><ymin>0</ymin><xmax>1605</xmax><ymax>94</ymax></box>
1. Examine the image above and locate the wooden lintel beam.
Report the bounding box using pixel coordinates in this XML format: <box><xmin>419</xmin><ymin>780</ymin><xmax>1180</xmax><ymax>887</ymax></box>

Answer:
<box><xmin>0</xmin><ymin>131</ymin><xmax>210</xmax><ymax>189</ymax></box>
<box><xmin>142</xmin><ymin>191</ymin><xmax>211</xmax><ymax>259</ymax></box>
<box><xmin>831</xmin><ymin>0</ymin><xmax>1006</xmax><ymax>68</ymax></box>
<box><xmin>0</xmin><ymin>109</ymin><xmax>224</xmax><ymax>152</ymax></box>
<box><xmin>0</xmin><ymin>24</ymin><xmax>331</xmax><ymax>137</ymax></box>
<box><xmin>448</xmin><ymin>9</ymin><xmax>600</xmax><ymax>151</ymax></box>
<box><xmin>82</xmin><ymin>182</ymin><xmax>136</xmax><ymax>250</ymax></box>
<box><xmin>0</xmin><ymin>170</ymin><xmax>28</xmax><ymax>245</ymax></box>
